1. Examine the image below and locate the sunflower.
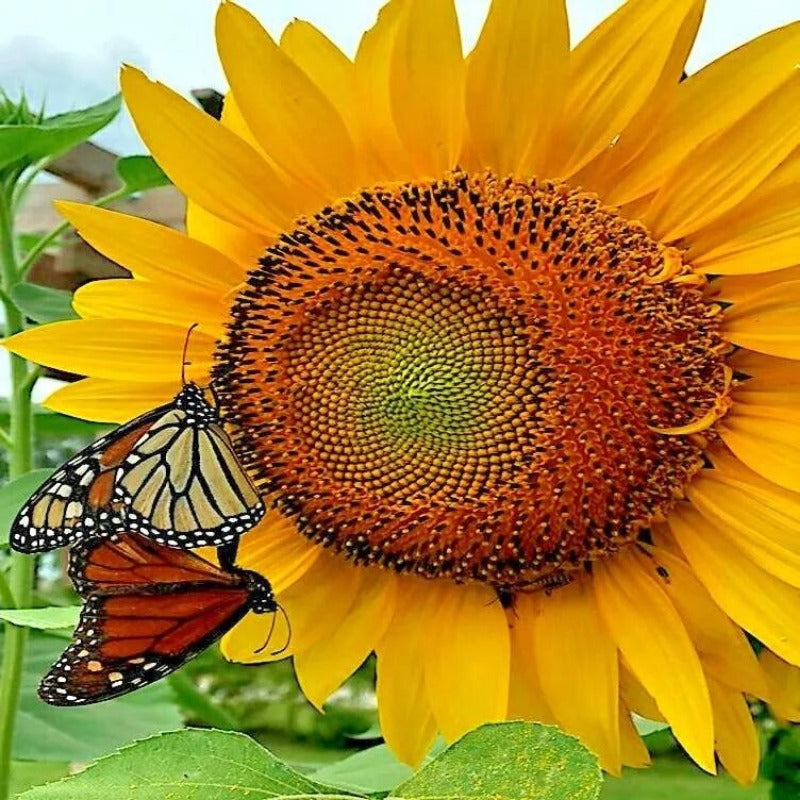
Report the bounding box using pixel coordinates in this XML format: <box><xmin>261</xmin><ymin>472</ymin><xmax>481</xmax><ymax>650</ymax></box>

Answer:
<box><xmin>7</xmin><ymin>0</ymin><xmax>800</xmax><ymax>782</ymax></box>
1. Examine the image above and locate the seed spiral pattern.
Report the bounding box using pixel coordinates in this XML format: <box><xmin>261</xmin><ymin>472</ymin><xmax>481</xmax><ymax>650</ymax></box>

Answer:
<box><xmin>215</xmin><ymin>171</ymin><xmax>728</xmax><ymax>590</ymax></box>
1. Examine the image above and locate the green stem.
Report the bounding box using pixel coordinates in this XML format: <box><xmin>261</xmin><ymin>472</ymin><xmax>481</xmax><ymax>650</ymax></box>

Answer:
<box><xmin>0</xmin><ymin>191</ymin><xmax>34</xmax><ymax>800</ymax></box>
<box><xmin>17</xmin><ymin>186</ymin><xmax>127</xmax><ymax>279</ymax></box>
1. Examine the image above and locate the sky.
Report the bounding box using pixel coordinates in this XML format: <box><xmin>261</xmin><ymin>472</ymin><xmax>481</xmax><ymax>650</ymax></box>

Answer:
<box><xmin>0</xmin><ymin>0</ymin><xmax>798</xmax><ymax>403</ymax></box>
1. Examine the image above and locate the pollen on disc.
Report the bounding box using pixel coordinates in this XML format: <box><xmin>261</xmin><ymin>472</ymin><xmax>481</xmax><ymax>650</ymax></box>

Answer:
<box><xmin>214</xmin><ymin>171</ymin><xmax>728</xmax><ymax>590</ymax></box>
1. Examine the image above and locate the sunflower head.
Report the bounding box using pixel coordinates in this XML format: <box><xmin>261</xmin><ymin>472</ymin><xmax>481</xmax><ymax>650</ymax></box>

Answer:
<box><xmin>214</xmin><ymin>169</ymin><xmax>729</xmax><ymax>591</ymax></box>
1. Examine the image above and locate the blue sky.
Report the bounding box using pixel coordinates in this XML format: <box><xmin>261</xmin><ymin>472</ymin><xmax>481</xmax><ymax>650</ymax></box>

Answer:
<box><xmin>0</xmin><ymin>0</ymin><xmax>798</xmax><ymax>403</ymax></box>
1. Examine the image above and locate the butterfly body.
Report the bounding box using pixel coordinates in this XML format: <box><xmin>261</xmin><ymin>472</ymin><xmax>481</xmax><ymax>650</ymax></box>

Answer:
<box><xmin>11</xmin><ymin>384</ymin><xmax>264</xmax><ymax>554</ymax></box>
<box><xmin>39</xmin><ymin>532</ymin><xmax>277</xmax><ymax>706</ymax></box>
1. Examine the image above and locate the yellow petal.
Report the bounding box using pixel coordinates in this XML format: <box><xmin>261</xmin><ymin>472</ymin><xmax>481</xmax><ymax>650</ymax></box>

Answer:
<box><xmin>687</xmin><ymin>458</ymin><xmax>800</xmax><ymax>588</ymax></box>
<box><xmin>573</xmin><ymin>0</ymin><xmax>703</xmax><ymax>197</ymax></box>
<box><xmin>594</xmin><ymin>549</ymin><xmax>714</xmax><ymax>773</ymax></box>
<box><xmin>424</xmin><ymin>581</ymin><xmax>509</xmax><ymax>742</ymax></box>
<box><xmin>215</xmin><ymin>4</ymin><xmax>355</xmax><ymax>201</ymax></box>
<box><xmin>280</xmin><ymin>20</ymin><xmax>361</xmax><ymax>151</ymax></box>
<box><xmin>73</xmin><ymin>279</ymin><xmax>225</xmax><ymax>337</ymax></box>
<box><xmin>507</xmin><ymin>594</ymin><xmax>557</xmax><ymax>725</ymax></box>
<box><xmin>215</xmin><ymin>90</ymin><xmax>314</xmax><ymax>218</ymax></box>
<box><xmin>722</xmin><ymin>280</ymin><xmax>800</xmax><ymax>359</ymax></box>
<box><xmin>689</xmin><ymin>184</ymin><xmax>800</xmax><ymax>276</ymax></box>
<box><xmin>729</xmin><ymin>350</ymin><xmax>800</xmax><ymax>397</ymax></box>
<box><xmin>223</xmin><ymin>547</ymin><xmax>361</xmax><ymax>664</ymax></box>
<box><xmin>375</xmin><ymin>576</ymin><xmax>438</xmax><ymax>767</ymax></box>
<box><xmin>353</xmin><ymin>0</ymin><xmax>413</xmax><ymax>179</ymax></box>
<box><xmin>57</xmin><ymin>201</ymin><xmax>245</xmax><ymax>292</ymax></box>
<box><xmin>295</xmin><ymin>571</ymin><xmax>396</xmax><ymax>710</ymax></box>
<box><xmin>708</xmin><ymin>679</ymin><xmax>760</xmax><ymax>786</ymax></box>
<box><xmin>185</xmin><ymin>199</ymin><xmax>270</xmax><ymax>271</ymax></box>
<box><xmin>234</xmin><ymin>511</ymin><xmax>321</xmax><ymax>594</ymax></box>
<box><xmin>713</xmin><ymin>265</ymin><xmax>800</xmax><ymax>305</ymax></box>
<box><xmin>619</xmin><ymin>704</ymin><xmax>651</xmax><ymax>769</ymax></box>
<box><xmin>760</xmin><ymin>650</ymin><xmax>800</xmax><ymax>723</ymax></box>
<box><xmin>121</xmin><ymin>66</ymin><xmax>295</xmax><ymax>234</ymax></box>
<box><xmin>551</xmin><ymin>0</ymin><xmax>704</xmax><ymax>178</ymax></box>
<box><xmin>607</xmin><ymin>22</ymin><xmax>800</xmax><ymax>205</ymax></box>
<box><xmin>644</xmin><ymin>74</ymin><xmax>800</xmax><ymax>241</ymax></box>
<box><xmin>619</xmin><ymin>662</ymin><xmax>664</xmax><ymax>724</ymax></box>
<box><xmin>670</xmin><ymin>503</ymin><xmax>800</xmax><ymax>665</ymax></box>
<box><xmin>43</xmin><ymin>378</ymin><xmax>179</xmax><ymax>424</ymax></box>
<box><xmin>720</xmin><ymin>411</ymin><xmax>800</xmax><ymax>494</ymax></box>
<box><xmin>638</xmin><ymin>546</ymin><xmax>767</xmax><ymax>698</ymax></box>
<box><xmin>533</xmin><ymin>578</ymin><xmax>621</xmax><ymax>774</ymax></box>
<box><xmin>390</xmin><ymin>0</ymin><xmax>464</xmax><ymax>177</ymax></box>
<box><xmin>4</xmin><ymin>319</ymin><xmax>214</xmax><ymax>382</ymax></box>
<box><xmin>465</xmin><ymin>0</ymin><xmax>569</xmax><ymax>176</ymax></box>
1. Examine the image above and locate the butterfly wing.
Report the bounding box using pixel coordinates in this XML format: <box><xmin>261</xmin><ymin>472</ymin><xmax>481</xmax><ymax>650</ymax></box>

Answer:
<box><xmin>9</xmin><ymin>412</ymin><xmax>163</xmax><ymax>553</ymax></box>
<box><xmin>114</xmin><ymin>401</ymin><xmax>264</xmax><ymax>548</ymax></box>
<box><xmin>67</xmin><ymin>528</ymin><xmax>242</xmax><ymax>596</ymax></box>
<box><xmin>40</xmin><ymin>533</ymin><xmax>254</xmax><ymax>706</ymax></box>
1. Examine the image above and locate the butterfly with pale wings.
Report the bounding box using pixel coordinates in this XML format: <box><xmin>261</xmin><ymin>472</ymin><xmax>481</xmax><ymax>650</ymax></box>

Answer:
<box><xmin>39</xmin><ymin>532</ymin><xmax>286</xmax><ymax>705</ymax></box>
<box><xmin>10</xmin><ymin>326</ymin><xmax>264</xmax><ymax>554</ymax></box>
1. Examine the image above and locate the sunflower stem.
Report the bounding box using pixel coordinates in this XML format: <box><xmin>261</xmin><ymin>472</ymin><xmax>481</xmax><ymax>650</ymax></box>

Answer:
<box><xmin>0</xmin><ymin>188</ymin><xmax>35</xmax><ymax>800</ymax></box>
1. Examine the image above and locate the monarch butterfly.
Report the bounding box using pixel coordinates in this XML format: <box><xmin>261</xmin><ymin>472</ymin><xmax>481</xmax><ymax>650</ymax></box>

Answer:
<box><xmin>39</xmin><ymin>532</ymin><xmax>280</xmax><ymax>705</ymax></box>
<box><xmin>10</xmin><ymin>327</ymin><xmax>264</xmax><ymax>553</ymax></box>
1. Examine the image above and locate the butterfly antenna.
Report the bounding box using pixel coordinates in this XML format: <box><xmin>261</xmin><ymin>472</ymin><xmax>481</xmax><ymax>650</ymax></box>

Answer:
<box><xmin>252</xmin><ymin>604</ymin><xmax>292</xmax><ymax>656</ymax></box>
<box><xmin>271</xmin><ymin>604</ymin><xmax>292</xmax><ymax>656</ymax></box>
<box><xmin>181</xmin><ymin>323</ymin><xmax>199</xmax><ymax>385</ymax></box>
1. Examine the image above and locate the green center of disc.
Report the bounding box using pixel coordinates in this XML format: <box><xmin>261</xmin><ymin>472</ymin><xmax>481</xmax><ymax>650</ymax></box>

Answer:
<box><xmin>282</xmin><ymin>267</ymin><xmax>544</xmax><ymax>499</ymax></box>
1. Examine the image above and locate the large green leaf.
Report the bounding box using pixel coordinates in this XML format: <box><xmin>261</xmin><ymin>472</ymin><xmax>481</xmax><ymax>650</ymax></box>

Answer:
<box><xmin>115</xmin><ymin>155</ymin><xmax>171</xmax><ymax>193</ymax></box>
<box><xmin>389</xmin><ymin>722</ymin><xmax>602</xmax><ymax>800</ymax></box>
<box><xmin>312</xmin><ymin>742</ymin><xmax>445</xmax><ymax>795</ymax></box>
<box><xmin>0</xmin><ymin>607</ymin><xmax>80</xmax><ymax>631</ymax></box>
<box><xmin>12</xmin><ymin>631</ymin><xmax>182</xmax><ymax>762</ymax></box>
<box><xmin>18</xmin><ymin>729</ymin><xmax>361</xmax><ymax>799</ymax></box>
<box><xmin>10</xmin><ymin>284</ymin><xmax>77</xmax><ymax>324</ymax></box>
<box><xmin>0</xmin><ymin>468</ymin><xmax>53</xmax><ymax>546</ymax></box>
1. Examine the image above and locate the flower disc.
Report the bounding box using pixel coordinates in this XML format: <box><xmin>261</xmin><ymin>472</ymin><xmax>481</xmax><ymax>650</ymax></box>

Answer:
<box><xmin>216</xmin><ymin>171</ymin><xmax>728</xmax><ymax>589</ymax></box>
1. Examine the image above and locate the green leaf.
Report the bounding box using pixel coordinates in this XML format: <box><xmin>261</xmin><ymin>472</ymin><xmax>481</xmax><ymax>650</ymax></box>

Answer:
<box><xmin>18</xmin><ymin>729</ymin><xmax>363</xmax><ymax>799</ymax></box>
<box><xmin>633</xmin><ymin>714</ymin><xmax>670</xmax><ymax>738</ymax></box>
<box><xmin>0</xmin><ymin>128</ymin><xmax>38</xmax><ymax>171</ymax></box>
<box><xmin>12</xmin><ymin>631</ymin><xmax>182</xmax><ymax>762</ymax></box>
<box><xmin>0</xmin><ymin>94</ymin><xmax>121</xmax><ymax>170</ymax></box>
<box><xmin>0</xmin><ymin>468</ymin><xmax>53</xmax><ymax>546</ymax></box>
<box><xmin>115</xmin><ymin>155</ymin><xmax>171</xmax><ymax>193</ymax></box>
<box><xmin>28</xmin><ymin>95</ymin><xmax>122</xmax><ymax>163</ymax></box>
<box><xmin>10</xmin><ymin>283</ymin><xmax>77</xmax><ymax>324</ymax></box>
<box><xmin>0</xmin><ymin>607</ymin><xmax>80</xmax><ymax>631</ymax></box>
<box><xmin>312</xmin><ymin>742</ymin><xmax>445</xmax><ymax>795</ymax></box>
<box><xmin>10</xmin><ymin>762</ymin><xmax>70</xmax><ymax>798</ymax></box>
<box><xmin>389</xmin><ymin>722</ymin><xmax>601</xmax><ymax>800</ymax></box>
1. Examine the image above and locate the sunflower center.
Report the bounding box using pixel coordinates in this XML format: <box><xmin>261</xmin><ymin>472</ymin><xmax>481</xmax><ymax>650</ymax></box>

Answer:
<box><xmin>215</xmin><ymin>171</ymin><xmax>727</xmax><ymax>590</ymax></box>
